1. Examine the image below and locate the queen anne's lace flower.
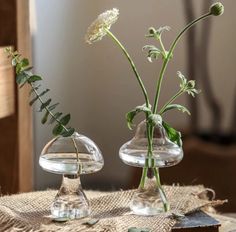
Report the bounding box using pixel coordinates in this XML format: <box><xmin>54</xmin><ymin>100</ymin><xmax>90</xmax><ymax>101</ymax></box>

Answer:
<box><xmin>85</xmin><ymin>8</ymin><xmax>119</xmax><ymax>44</ymax></box>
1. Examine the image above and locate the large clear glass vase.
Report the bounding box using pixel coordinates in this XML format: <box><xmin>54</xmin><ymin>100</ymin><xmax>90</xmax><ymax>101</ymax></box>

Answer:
<box><xmin>39</xmin><ymin>132</ymin><xmax>104</xmax><ymax>220</ymax></box>
<box><xmin>119</xmin><ymin>121</ymin><xmax>183</xmax><ymax>215</ymax></box>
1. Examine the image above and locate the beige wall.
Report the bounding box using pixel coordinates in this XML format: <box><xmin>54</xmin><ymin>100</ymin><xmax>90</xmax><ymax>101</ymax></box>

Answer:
<box><xmin>32</xmin><ymin>0</ymin><xmax>236</xmax><ymax>190</ymax></box>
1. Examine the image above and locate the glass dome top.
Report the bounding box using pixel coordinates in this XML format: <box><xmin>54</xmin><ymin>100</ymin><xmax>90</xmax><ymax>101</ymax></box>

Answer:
<box><xmin>119</xmin><ymin>121</ymin><xmax>183</xmax><ymax>168</ymax></box>
<box><xmin>39</xmin><ymin>132</ymin><xmax>104</xmax><ymax>175</ymax></box>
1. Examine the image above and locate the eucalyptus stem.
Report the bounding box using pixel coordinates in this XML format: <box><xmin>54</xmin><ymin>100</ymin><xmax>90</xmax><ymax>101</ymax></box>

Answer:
<box><xmin>30</xmin><ymin>83</ymin><xmax>79</xmax><ymax>163</ymax></box>
<box><xmin>153</xmin><ymin>12</ymin><xmax>212</xmax><ymax>114</ymax></box>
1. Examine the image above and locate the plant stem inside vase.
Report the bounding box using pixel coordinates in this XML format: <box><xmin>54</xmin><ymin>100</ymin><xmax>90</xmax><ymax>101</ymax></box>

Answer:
<box><xmin>131</xmin><ymin>168</ymin><xmax>168</xmax><ymax>215</ymax></box>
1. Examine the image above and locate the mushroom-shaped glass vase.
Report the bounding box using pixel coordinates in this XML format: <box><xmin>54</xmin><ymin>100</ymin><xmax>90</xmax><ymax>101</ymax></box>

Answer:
<box><xmin>119</xmin><ymin>121</ymin><xmax>183</xmax><ymax>215</ymax></box>
<box><xmin>39</xmin><ymin>132</ymin><xmax>104</xmax><ymax>220</ymax></box>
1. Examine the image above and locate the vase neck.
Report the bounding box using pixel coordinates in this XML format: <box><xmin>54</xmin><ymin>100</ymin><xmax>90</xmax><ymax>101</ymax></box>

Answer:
<box><xmin>61</xmin><ymin>174</ymin><xmax>81</xmax><ymax>193</ymax></box>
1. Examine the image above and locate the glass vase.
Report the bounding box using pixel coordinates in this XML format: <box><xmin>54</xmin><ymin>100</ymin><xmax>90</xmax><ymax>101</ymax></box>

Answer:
<box><xmin>39</xmin><ymin>132</ymin><xmax>104</xmax><ymax>220</ymax></box>
<box><xmin>119</xmin><ymin>121</ymin><xmax>183</xmax><ymax>215</ymax></box>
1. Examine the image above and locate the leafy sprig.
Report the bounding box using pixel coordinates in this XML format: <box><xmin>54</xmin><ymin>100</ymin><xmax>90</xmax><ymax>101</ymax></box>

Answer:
<box><xmin>5</xmin><ymin>47</ymin><xmax>75</xmax><ymax>137</ymax></box>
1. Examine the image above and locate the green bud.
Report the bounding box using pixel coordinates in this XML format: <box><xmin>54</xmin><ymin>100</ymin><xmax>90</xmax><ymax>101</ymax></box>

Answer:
<box><xmin>210</xmin><ymin>2</ymin><xmax>224</xmax><ymax>16</ymax></box>
<box><xmin>148</xmin><ymin>27</ymin><xmax>156</xmax><ymax>35</ymax></box>
<box><xmin>187</xmin><ymin>80</ymin><xmax>195</xmax><ymax>89</ymax></box>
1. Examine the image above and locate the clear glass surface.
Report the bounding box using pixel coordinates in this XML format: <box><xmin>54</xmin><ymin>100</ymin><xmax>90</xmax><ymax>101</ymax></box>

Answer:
<box><xmin>130</xmin><ymin>169</ymin><xmax>164</xmax><ymax>215</ymax></box>
<box><xmin>39</xmin><ymin>132</ymin><xmax>104</xmax><ymax>175</ymax></box>
<box><xmin>119</xmin><ymin>121</ymin><xmax>183</xmax><ymax>168</ymax></box>
<box><xmin>51</xmin><ymin>174</ymin><xmax>90</xmax><ymax>219</ymax></box>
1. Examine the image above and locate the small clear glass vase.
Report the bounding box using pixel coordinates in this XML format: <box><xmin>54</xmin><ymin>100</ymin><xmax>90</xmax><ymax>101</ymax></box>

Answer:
<box><xmin>39</xmin><ymin>132</ymin><xmax>103</xmax><ymax>220</ymax></box>
<box><xmin>119</xmin><ymin>121</ymin><xmax>183</xmax><ymax>215</ymax></box>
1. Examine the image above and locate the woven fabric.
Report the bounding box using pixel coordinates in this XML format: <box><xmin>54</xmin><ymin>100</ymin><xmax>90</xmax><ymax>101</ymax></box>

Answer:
<box><xmin>0</xmin><ymin>186</ymin><xmax>225</xmax><ymax>232</ymax></box>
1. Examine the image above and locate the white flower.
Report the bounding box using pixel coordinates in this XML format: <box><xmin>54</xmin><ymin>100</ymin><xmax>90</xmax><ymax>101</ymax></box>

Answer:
<box><xmin>85</xmin><ymin>8</ymin><xmax>119</xmax><ymax>44</ymax></box>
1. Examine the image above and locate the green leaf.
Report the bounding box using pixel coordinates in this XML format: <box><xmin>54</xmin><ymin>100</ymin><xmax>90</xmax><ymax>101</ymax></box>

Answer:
<box><xmin>28</xmin><ymin>75</ymin><xmax>42</xmax><ymax>83</ymax></box>
<box><xmin>60</xmin><ymin>114</ymin><xmax>71</xmax><ymax>126</ymax></box>
<box><xmin>21</xmin><ymin>58</ymin><xmax>29</xmax><ymax>67</ymax></box>
<box><xmin>12</xmin><ymin>57</ymin><xmax>18</xmax><ymax>66</ymax></box>
<box><xmin>61</xmin><ymin>127</ymin><xmax>75</xmax><ymax>137</ymax></box>
<box><xmin>161</xmin><ymin>104</ymin><xmax>191</xmax><ymax>115</ymax></box>
<box><xmin>83</xmin><ymin>218</ymin><xmax>99</xmax><ymax>227</ymax></box>
<box><xmin>29</xmin><ymin>89</ymin><xmax>50</xmax><ymax>106</ymax></box>
<box><xmin>126</xmin><ymin>110</ymin><xmax>137</xmax><ymax>130</ymax></box>
<box><xmin>39</xmin><ymin>89</ymin><xmax>50</xmax><ymax>97</ymax></box>
<box><xmin>148</xmin><ymin>114</ymin><xmax>162</xmax><ymax>126</ymax></box>
<box><xmin>41</xmin><ymin>111</ymin><xmax>49</xmax><ymax>124</ymax></box>
<box><xmin>49</xmin><ymin>112</ymin><xmax>62</xmax><ymax>124</ymax></box>
<box><xmin>162</xmin><ymin>121</ymin><xmax>182</xmax><ymax>147</ymax></box>
<box><xmin>29</xmin><ymin>96</ymin><xmax>39</xmax><ymax>106</ymax></box>
<box><xmin>128</xmin><ymin>227</ymin><xmax>150</xmax><ymax>232</ymax></box>
<box><xmin>48</xmin><ymin>103</ymin><xmax>59</xmax><ymax>111</ymax></box>
<box><xmin>53</xmin><ymin>124</ymin><xmax>64</xmax><ymax>136</ymax></box>
<box><xmin>126</xmin><ymin>104</ymin><xmax>152</xmax><ymax>130</ymax></box>
<box><xmin>23</xmin><ymin>66</ymin><xmax>33</xmax><ymax>72</ymax></box>
<box><xmin>16</xmin><ymin>72</ymin><xmax>28</xmax><ymax>85</ymax></box>
<box><xmin>39</xmin><ymin>99</ymin><xmax>52</xmax><ymax>111</ymax></box>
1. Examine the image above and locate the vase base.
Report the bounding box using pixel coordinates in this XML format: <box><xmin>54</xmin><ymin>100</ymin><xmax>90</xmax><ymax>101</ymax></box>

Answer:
<box><xmin>130</xmin><ymin>205</ymin><xmax>163</xmax><ymax>216</ymax></box>
<box><xmin>51</xmin><ymin>198</ymin><xmax>90</xmax><ymax>219</ymax></box>
<box><xmin>130</xmin><ymin>185</ymin><xmax>165</xmax><ymax>216</ymax></box>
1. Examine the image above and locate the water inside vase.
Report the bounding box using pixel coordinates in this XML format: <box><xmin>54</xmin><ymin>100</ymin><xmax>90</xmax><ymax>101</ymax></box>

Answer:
<box><xmin>39</xmin><ymin>153</ymin><xmax>104</xmax><ymax>175</ymax></box>
<box><xmin>119</xmin><ymin>121</ymin><xmax>183</xmax><ymax>168</ymax></box>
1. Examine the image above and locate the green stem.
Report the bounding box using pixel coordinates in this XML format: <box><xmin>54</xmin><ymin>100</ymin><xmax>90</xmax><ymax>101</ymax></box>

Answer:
<box><xmin>105</xmin><ymin>28</ymin><xmax>153</xmax><ymax>188</ymax></box>
<box><xmin>159</xmin><ymin>37</ymin><xmax>166</xmax><ymax>57</ymax></box>
<box><xmin>105</xmin><ymin>28</ymin><xmax>150</xmax><ymax>108</ymax></box>
<box><xmin>153</xmin><ymin>12</ymin><xmax>212</xmax><ymax>114</ymax></box>
<box><xmin>153</xmin><ymin>167</ymin><xmax>170</xmax><ymax>212</ymax></box>
<box><xmin>159</xmin><ymin>89</ymin><xmax>184</xmax><ymax>114</ymax></box>
<box><xmin>139</xmin><ymin>166</ymin><xmax>148</xmax><ymax>189</ymax></box>
<box><xmin>30</xmin><ymin>83</ymin><xmax>80</xmax><ymax>163</ymax></box>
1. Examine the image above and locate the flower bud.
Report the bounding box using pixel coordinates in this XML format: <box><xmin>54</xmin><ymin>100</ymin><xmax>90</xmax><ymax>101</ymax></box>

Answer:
<box><xmin>210</xmin><ymin>2</ymin><xmax>224</xmax><ymax>16</ymax></box>
<box><xmin>148</xmin><ymin>27</ymin><xmax>156</xmax><ymax>35</ymax></box>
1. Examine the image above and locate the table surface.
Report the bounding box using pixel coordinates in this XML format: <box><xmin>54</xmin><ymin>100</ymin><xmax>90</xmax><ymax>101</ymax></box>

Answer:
<box><xmin>211</xmin><ymin>213</ymin><xmax>236</xmax><ymax>231</ymax></box>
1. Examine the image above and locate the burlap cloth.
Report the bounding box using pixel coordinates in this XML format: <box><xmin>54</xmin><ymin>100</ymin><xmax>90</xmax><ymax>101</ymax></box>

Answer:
<box><xmin>0</xmin><ymin>186</ymin><xmax>226</xmax><ymax>232</ymax></box>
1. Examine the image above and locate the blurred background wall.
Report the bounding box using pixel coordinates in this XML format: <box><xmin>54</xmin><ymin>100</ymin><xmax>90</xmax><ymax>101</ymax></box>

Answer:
<box><xmin>32</xmin><ymin>0</ymin><xmax>235</xmax><ymax>192</ymax></box>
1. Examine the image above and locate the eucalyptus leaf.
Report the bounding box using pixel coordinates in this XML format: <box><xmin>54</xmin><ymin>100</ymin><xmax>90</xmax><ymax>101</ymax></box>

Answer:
<box><xmin>83</xmin><ymin>218</ymin><xmax>99</xmax><ymax>227</ymax></box>
<box><xmin>41</xmin><ymin>111</ymin><xmax>49</xmax><ymax>124</ymax></box>
<box><xmin>53</xmin><ymin>124</ymin><xmax>64</xmax><ymax>136</ymax></box>
<box><xmin>48</xmin><ymin>103</ymin><xmax>59</xmax><ymax>111</ymax></box>
<box><xmin>28</xmin><ymin>75</ymin><xmax>42</xmax><ymax>83</ymax></box>
<box><xmin>39</xmin><ymin>99</ymin><xmax>52</xmax><ymax>111</ymax></box>
<box><xmin>16</xmin><ymin>72</ymin><xmax>28</xmax><ymax>85</ymax></box>
<box><xmin>29</xmin><ymin>96</ymin><xmax>39</xmax><ymax>106</ymax></box>
<box><xmin>162</xmin><ymin>121</ymin><xmax>182</xmax><ymax>147</ymax></box>
<box><xmin>21</xmin><ymin>58</ymin><xmax>29</xmax><ymax>67</ymax></box>
<box><xmin>161</xmin><ymin>104</ymin><xmax>190</xmax><ymax>115</ymax></box>
<box><xmin>60</xmin><ymin>114</ymin><xmax>71</xmax><ymax>126</ymax></box>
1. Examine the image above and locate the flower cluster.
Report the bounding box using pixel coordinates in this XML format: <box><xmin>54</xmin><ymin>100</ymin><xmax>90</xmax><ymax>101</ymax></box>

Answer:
<box><xmin>85</xmin><ymin>8</ymin><xmax>119</xmax><ymax>44</ymax></box>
